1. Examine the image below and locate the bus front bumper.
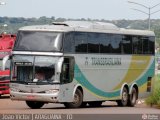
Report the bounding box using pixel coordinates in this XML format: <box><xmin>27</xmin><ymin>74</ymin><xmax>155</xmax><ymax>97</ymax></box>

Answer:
<box><xmin>10</xmin><ymin>91</ymin><xmax>59</xmax><ymax>103</ymax></box>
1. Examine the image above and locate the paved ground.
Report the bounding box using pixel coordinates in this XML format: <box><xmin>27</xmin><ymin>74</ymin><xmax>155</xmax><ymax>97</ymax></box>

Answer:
<box><xmin>0</xmin><ymin>95</ymin><xmax>159</xmax><ymax>114</ymax></box>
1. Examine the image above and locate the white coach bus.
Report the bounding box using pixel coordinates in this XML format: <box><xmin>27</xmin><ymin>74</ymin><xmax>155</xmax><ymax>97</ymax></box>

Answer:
<box><xmin>10</xmin><ymin>21</ymin><xmax>155</xmax><ymax>109</ymax></box>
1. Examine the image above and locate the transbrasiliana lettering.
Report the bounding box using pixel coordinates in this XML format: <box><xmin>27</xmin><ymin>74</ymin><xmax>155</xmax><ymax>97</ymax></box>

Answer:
<box><xmin>91</xmin><ymin>57</ymin><xmax>121</xmax><ymax>66</ymax></box>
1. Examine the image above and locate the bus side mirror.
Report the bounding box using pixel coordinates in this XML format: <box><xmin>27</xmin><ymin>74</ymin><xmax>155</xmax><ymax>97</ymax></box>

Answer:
<box><xmin>56</xmin><ymin>57</ymin><xmax>64</xmax><ymax>73</ymax></box>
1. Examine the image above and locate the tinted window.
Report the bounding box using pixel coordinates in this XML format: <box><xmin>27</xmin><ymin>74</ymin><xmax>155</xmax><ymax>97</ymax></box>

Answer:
<box><xmin>110</xmin><ymin>34</ymin><xmax>122</xmax><ymax>53</ymax></box>
<box><xmin>63</xmin><ymin>32</ymin><xmax>75</xmax><ymax>53</ymax></box>
<box><xmin>132</xmin><ymin>36</ymin><xmax>143</xmax><ymax>54</ymax></box>
<box><xmin>122</xmin><ymin>35</ymin><xmax>132</xmax><ymax>54</ymax></box>
<box><xmin>99</xmin><ymin>34</ymin><xmax>111</xmax><ymax>53</ymax></box>
<box><xmin>148</xmin><ymin>37</ymin><xmax>155</xmax><ymax>54</ymax></box>
<box><xmin>142</xmin><ymin>37</ymin><xmax>149</xmax><ymax>54</ymax></box>
<box><xmin>64</xmin><ymin>31</ymin><xmax>155</xmax><ymax>55</ymax></box>
<box><xmin>88</xmin><ymin>33</ymin><xmax>100</xmax><ymax>53</ymax></box>
<box><xmin>74</xmin><ymin>32</ymin><xmax>88</xmax><ymax>53</ymax></box>
<box><xmin>14</xmin><ymin>31</ymin><xmax>63</xmax><ymax>52</ymax></box>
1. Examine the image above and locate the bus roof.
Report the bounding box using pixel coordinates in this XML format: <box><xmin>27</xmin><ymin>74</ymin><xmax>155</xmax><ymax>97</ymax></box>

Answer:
<box><xmin>19</xmin><ymin>21</ymin><xmax>155</xmax><ymax>36</ymax></box>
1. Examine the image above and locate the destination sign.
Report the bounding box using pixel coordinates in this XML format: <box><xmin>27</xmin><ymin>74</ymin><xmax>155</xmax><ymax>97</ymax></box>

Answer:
<box><xmin>15</xmin><ymin>62</ymin><xmax>32</xmax><ymax>66</ymax></box>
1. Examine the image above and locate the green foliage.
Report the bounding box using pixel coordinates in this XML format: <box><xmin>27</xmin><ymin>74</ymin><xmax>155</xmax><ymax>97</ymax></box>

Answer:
<box><xmin>145</xmin><ymin>76</ymin><xmax>160</xmax><ymax>107</ymax></box>
<box><xmin>145</xmin><ymin>88</ymin><xmax>160</xmax><ymax>106</ymax></box>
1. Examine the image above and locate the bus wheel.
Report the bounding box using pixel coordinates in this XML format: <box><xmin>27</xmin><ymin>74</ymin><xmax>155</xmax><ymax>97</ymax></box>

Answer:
<box><xmin>88</xmin><ymin>101</ymin><xmax>102</xmax><ymax>107</ymax></box>
<box><xmin>128</xmin><ymin>87</ymin><xmax>138</xmax><ymax>107</ymax></box>
<box><xmin>117</xmin><ymin>87</ymin><xmax>129</xmax><ymax>107</ymax></box>
<box><xmin>25</xmin><ymin>101</ymin><xmax>44</xmax><ymax>109</ymax></box>
<box><xmin>64</xmin><ymin>89</ymin><xmax>83</xmax><ymax>108</ymax></box>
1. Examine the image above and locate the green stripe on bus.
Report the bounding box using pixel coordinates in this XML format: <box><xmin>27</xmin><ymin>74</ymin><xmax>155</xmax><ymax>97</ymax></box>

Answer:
<box><xmin>136</xmin><ymin>61</ymin><xmax>155</xmax><ymax>86</ymax></box>
<box><xmin>74</xmin><ymin>60</ymin><xmax>154</xmax><ymax>98</ymax></box>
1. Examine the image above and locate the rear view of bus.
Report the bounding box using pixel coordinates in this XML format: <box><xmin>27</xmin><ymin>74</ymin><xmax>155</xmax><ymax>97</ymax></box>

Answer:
<box><xmin>0</xmin><ymin>34</ymin><xmax>16</xmax><ymax>97</ymax></box>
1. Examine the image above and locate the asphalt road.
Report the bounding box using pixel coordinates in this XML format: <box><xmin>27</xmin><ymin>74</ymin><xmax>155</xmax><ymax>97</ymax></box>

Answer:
<box><xmin>0</xmin><ymin>95</ymin><xmax>159</xmax><ymax>114</ymax></box>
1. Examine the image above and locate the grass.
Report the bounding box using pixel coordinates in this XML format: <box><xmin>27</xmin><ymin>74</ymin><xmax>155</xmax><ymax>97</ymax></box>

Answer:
<box><xmin>145</xmin><ymin>75</ymin><xmax>160</xmax><ymax>107</ymax></box>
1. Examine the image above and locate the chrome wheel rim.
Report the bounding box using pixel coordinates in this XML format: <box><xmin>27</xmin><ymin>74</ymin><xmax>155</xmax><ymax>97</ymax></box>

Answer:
<box><xmin>122</xmin><ymin>91</ymin><xmax>128</xmax><ymax>102</ymax></box>
<box><xmin>73</xmin><ymin>93</ymin><xmax>79</xmax><ymax>104</ymax></box>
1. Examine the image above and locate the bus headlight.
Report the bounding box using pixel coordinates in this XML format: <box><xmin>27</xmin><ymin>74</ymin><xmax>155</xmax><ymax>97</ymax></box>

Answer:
<box><xmin>10</xmin><ymin>88</ymin><xmax>20</xmax><ymax>92</ymax></box>
<box><xmin>45</xmin><ymin>89</ymin><xmax>59</xmax><ymax>94</ymax></box>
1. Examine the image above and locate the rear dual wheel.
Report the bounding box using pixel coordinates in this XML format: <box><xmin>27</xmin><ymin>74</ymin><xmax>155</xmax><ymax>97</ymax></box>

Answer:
<box><xmin>117</xmin><ymin>87</ymin><xmax>129</xmax><ymax>106</ymax></box>
<box><xmin>128</xmin><ymin>87</ymin><xmax>138</xmax><ymax>107</ymax></box>
<box><xmin>117</xmin><ymin>87</ymin><xmax>138</xmax><ymax>107</ymax></box>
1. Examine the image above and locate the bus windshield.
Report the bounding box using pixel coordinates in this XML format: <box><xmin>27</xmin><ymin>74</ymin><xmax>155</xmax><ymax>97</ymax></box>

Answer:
<box><xmin>12</xmin><ymin>55</ymin><xmax>59</xmax><ymax>83</ymax></box>
<box><xmin>14</xmin><ymin>31</ymin><xmax>63</xmax><ymax>52</ymax></box>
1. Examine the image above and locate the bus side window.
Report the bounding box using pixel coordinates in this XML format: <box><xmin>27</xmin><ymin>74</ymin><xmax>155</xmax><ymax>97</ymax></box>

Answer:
<box><xmin>61</xmin><ymin>57</ymin><xmax>75</xmax><ymax>84</ymax></box>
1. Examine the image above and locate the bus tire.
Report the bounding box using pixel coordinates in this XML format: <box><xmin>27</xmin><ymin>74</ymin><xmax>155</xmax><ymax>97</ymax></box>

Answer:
<box><xmin>117</xmin><ymin>87</ymin><xmax>129</xmax><ymax>107</ymax></box>
<box><xmin>88</xmin><ymin>101</ymin><xmax>102</xmax><ymax>107</ymax></box>
<box><xmin>25</xmin><ymin>101</ymin><xmax>44</xmax><ymax>109</ymax></box>
<box><xmin>128</xmin><ymin>87</ymin><xmax>137</xmax><ymax>107</ymax></box>
<box><xmin>64</xmin><ymin>89</ymin><xmax>83</xmax><ymax>108</ymax></box>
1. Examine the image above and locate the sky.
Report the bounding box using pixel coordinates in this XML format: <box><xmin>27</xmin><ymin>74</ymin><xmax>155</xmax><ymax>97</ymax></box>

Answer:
<box><xmin>0</xmin><ymin>0</ymin><xmax>160</xmax><ymax>20</ymax></box>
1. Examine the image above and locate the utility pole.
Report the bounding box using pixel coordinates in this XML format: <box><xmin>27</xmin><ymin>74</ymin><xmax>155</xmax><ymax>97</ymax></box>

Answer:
<box><xmin>128</xmin><ymin>1</ymin><xmax>160</xmax><ymax>30</ymax></box>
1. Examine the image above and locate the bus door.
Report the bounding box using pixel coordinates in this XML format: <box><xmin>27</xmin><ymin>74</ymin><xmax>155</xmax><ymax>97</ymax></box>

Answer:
<box><xmin>59</xmin><ymin>57</ymin><xmax>75</xmax><ymax>102</ymax></box>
